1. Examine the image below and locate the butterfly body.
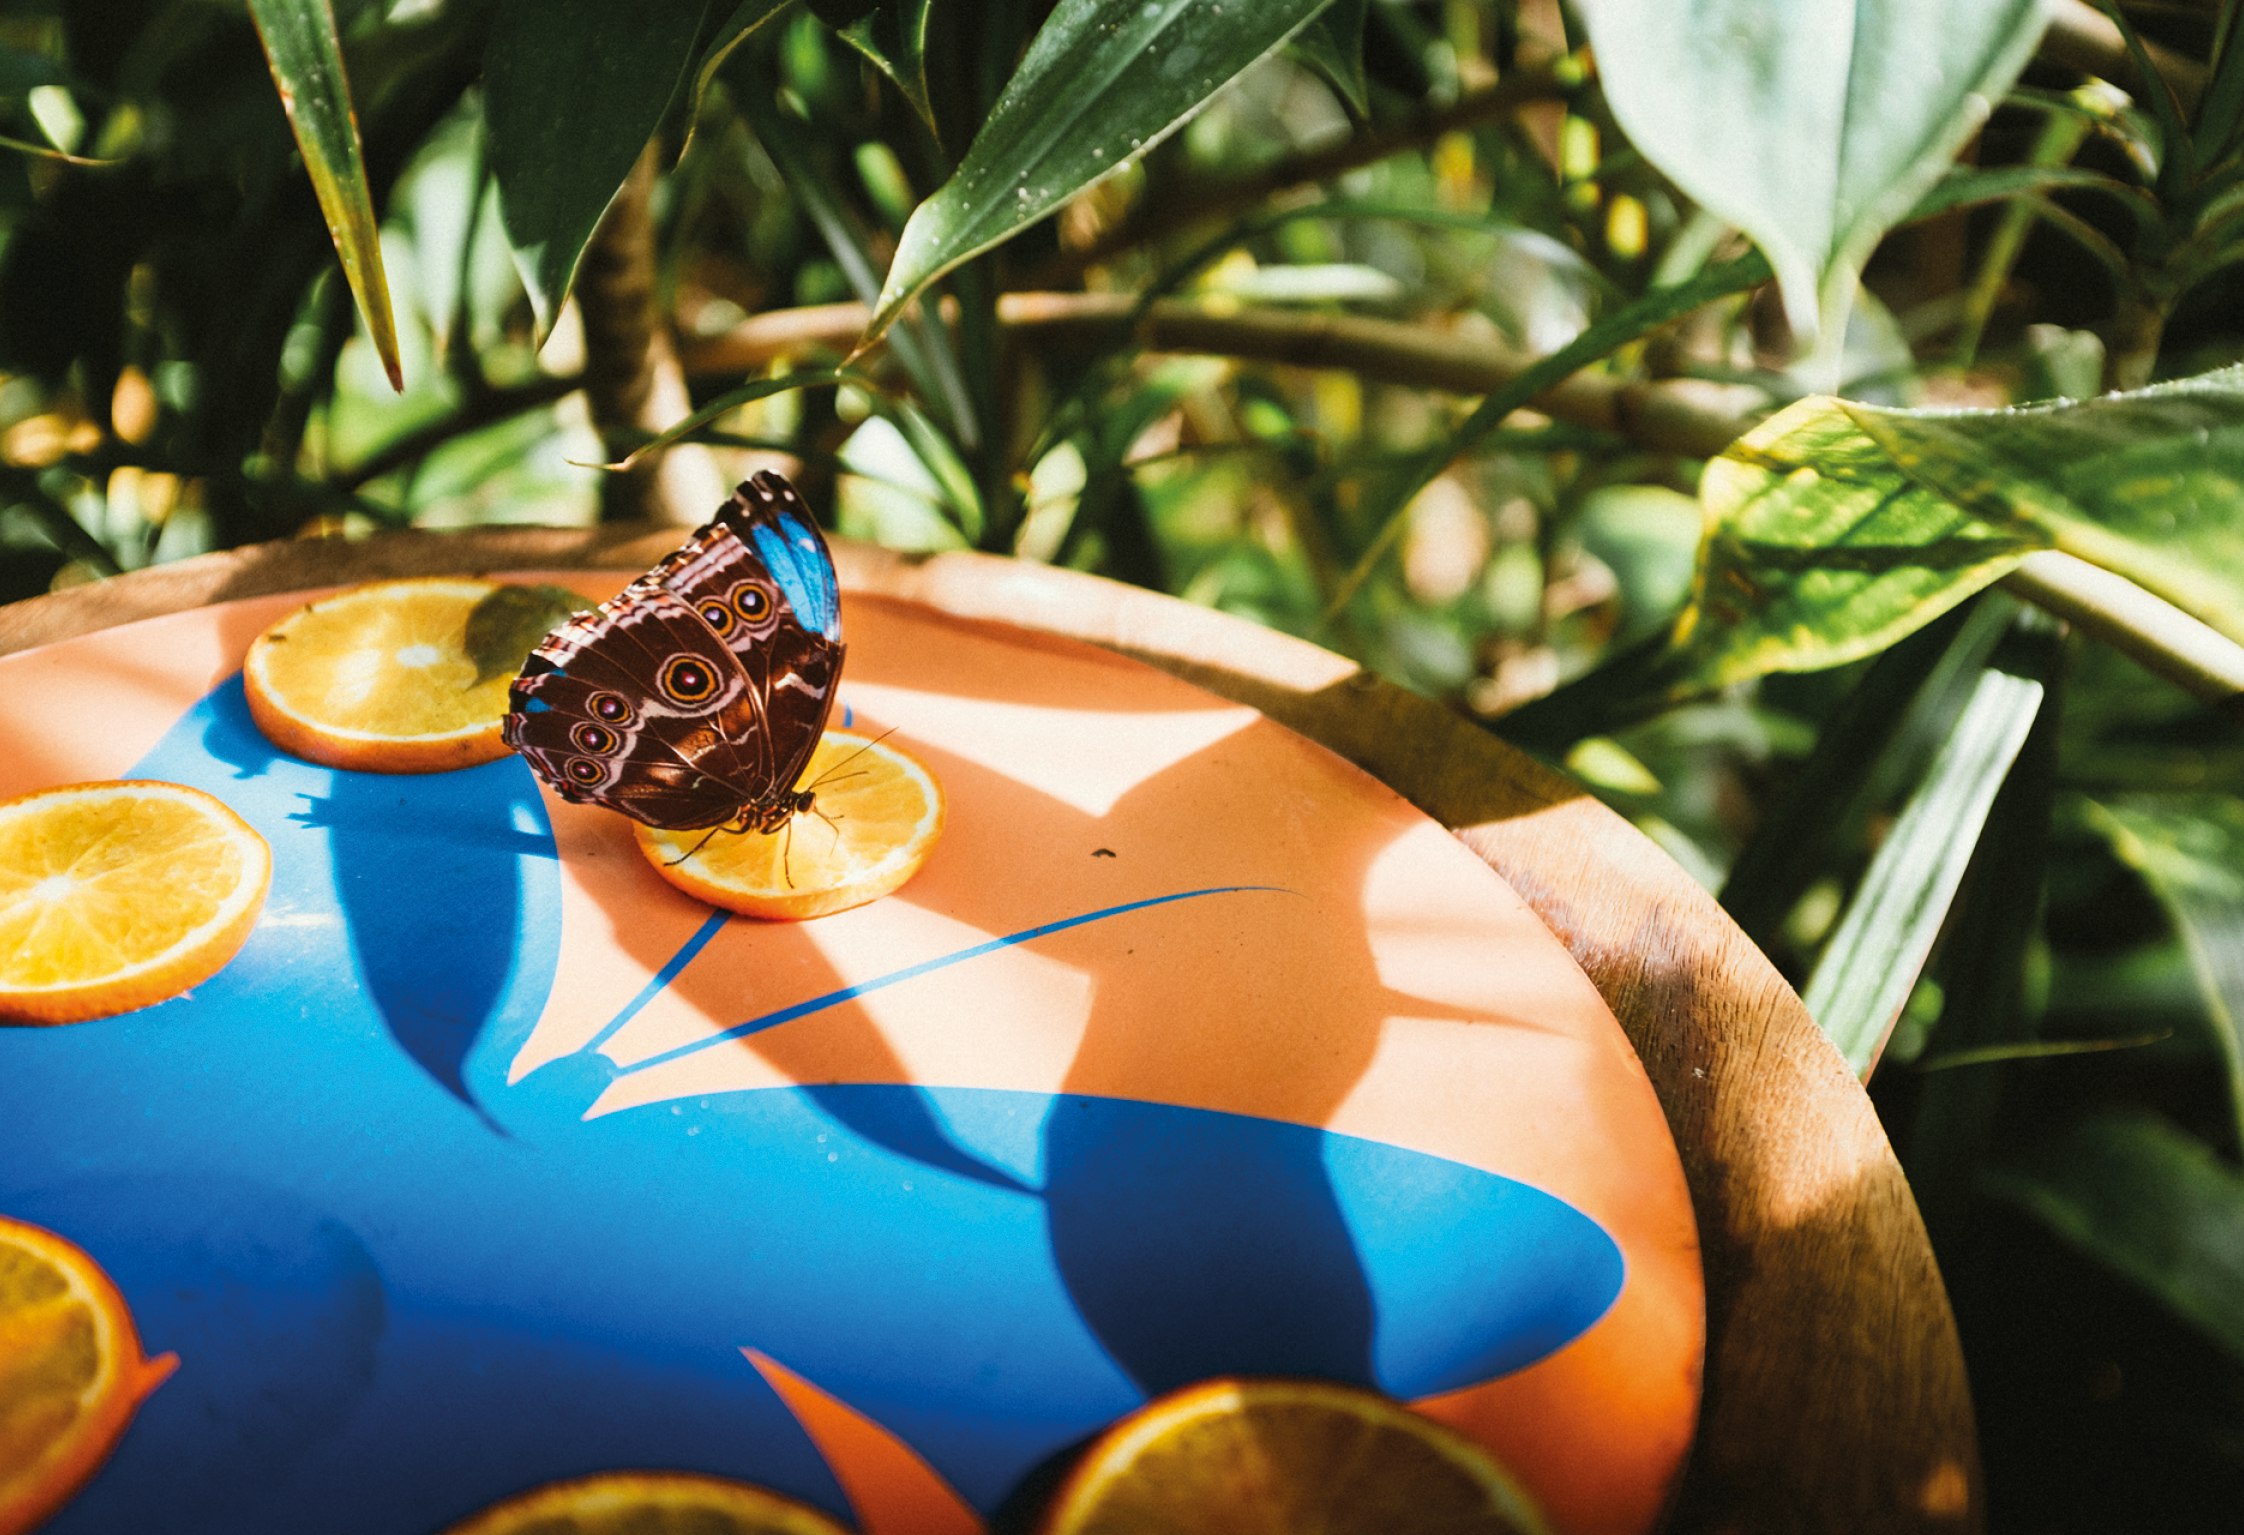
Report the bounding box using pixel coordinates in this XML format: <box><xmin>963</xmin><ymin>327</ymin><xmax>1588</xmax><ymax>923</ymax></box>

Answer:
<box><xmin>503</xmin><ymin>473</ymin><xmax>845</xmax><ymax>833</ymax></box>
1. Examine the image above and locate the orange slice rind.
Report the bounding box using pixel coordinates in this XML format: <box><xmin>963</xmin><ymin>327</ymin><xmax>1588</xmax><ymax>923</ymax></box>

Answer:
<box><xmin>0</xmin><ymin>1215</ymin><xmax>176</xmax><ymax>1535</ymax></box>
<box><xmin>243</xmin><ymin>577</ymin><xmax>529</xmax><ymax>773</ymax></box>
<box><xmin>0</xmin><ymin>779</ymin><xmax>270</xmax><ymax>1026</ymax></box>
<box><xmin>439</xmin><ymin>1469</ymin><xmax>852</xmax><ymax>1535</ymax></box>
<box><xmin>1039</xmin><ymin>1376</ymin><xmax>1555</xmax><ymax>1535</ymax></box>
<box><xmin>636</xmin><ymin>732</ymin><xmax>945</xmax><ymax>921</ymax></box>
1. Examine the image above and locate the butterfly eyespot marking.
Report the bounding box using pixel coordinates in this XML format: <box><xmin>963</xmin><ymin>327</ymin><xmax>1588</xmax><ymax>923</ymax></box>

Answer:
<box><xmin>565</xmin><ymin>757</ymin><xmax>606</xmax><ymax>785</ymax></box>
<box><xmin>660</xmin><ymin>654</ymin><xmax>718</xmax><ymax>705</ymax></box>
<box><xmin>590</xmin><ymin>692</ymin><xmax>634</xmax><ymax>725</ymax></box>
<box><xmin>732</xmin><ymin>583</ymin><xmax>772</xmax><ymax>622</ymax></box>
<box><xmin>698</xmin><ymin>600</ymin><xmax>734</xmax><ymax>634</ymax></box>
<box><xmin>572</xmin><ymin>722</ymin><xmax>618</xmax><ymax>754</ymax></box>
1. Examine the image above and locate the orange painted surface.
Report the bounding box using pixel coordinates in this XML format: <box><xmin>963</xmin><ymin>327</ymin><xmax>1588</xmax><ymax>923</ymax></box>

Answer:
<box><xmin>744</xmin><ymin>1350</ymin><xmax>982</xmax><ymax>1535</ymax></box>
<box><xmin>0</xmin><ymin>579</ymin><xmax>1702</xmax><ymax>1534</ymax></box>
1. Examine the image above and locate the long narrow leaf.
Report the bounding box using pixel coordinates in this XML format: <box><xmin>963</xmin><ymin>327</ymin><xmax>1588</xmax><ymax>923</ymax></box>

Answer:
<box><xmin>600</xmin><ymin>368</ymin><xmax>852</xmax><ymax>469</ymax></box>
<box><xmin>1897</xmin><ymin>610</ymin><xmax>2064</xmax><ymax>1234</ymax></box>
<box><xmin>1906</xmin><ymin>162</ymin><xmax>2153</xmax><ymax>230</ymax></box>
<box><xmin>1291</xmin><ymin>0</ymin><xmax>1370</xmax><ymax>120</ymax></box>
<box><xmin>0</xmin><ymin>129</ymin><xmax>121</xmax><ymax>166</ymax></box>
<box><xmin>1986</xmin><ymin>1110</ymin><xmax>2244</xmax><ymax>1366</ymax></box>
<box><xmin>248</xmin><ymin>0</ymin><xmax>403</xmax><ymax>390</ymax></box>
<box><xmin>1323</xmin><ymin>250</ymin><xmax>1770</xmax><ymax>623</ymax></box>
<box><xmin>866</xmin><ymin>0</ymin><xmax>1338</xmax><ymax>341</ymax></box>
<box><xmin>1718</xmin><ymin>601</ymin><xmax>1995</xmax><ymax>950</ymax></box>
<box><xmin>837</xmin><ymin>0</ymin><xmax>939</xmax><ymax>136</ymax></box>
<box><xmin>739</xmin><ymin>87</ymin><xmax>978</xmax><ymax>448</ymax></box>
<box><xmin>2199</xmin><ymin>0</ymin><xmax>2244</xmax><ymax>158</ymax></box>
<box><xmin>1803</xmin><ymin>618</ymin><xmax>2050</xmax><ymax>1076</ymax></box>
<box><xmin>690</xmin><ymin>0</ymin><xmax>795</xmax><ymax>122</ymax></box>
<box><xmin>2086</xmin><ymin>795</ymin><xmax>2244</xmax><ymax>1147</ymax></box>
<box><xmin>485</xmin><ymin>0</ymin><xmax>710</xmax><ymax>344</ymax></box>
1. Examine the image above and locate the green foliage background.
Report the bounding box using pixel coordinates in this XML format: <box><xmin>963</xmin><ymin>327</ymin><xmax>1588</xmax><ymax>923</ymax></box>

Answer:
<box><xmin>4</xmin><ymin>1</ymin><xmax>2244</xmax><ymax>1528</ymax></box>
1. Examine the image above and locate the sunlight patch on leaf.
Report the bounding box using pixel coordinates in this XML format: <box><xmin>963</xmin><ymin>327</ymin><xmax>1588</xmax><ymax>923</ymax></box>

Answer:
<box><xmin>249</xmin><ymin>0</ymin><xmax>403</xmax><ymax>390</ymax></box>
<box><xmin>1673</xmin><ymin>365</ymin><xmax>2244</xmax><ymax>693</ymax></box>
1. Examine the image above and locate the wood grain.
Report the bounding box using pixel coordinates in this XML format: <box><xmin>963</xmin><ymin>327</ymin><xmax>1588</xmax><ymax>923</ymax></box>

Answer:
<box><xmin>0</xmin><ymin>528</ymin><xmax>1981</xmax><ymax>1535</ymax></box>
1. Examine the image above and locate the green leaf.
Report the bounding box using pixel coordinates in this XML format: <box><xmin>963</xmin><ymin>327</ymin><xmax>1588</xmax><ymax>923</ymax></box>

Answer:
<box><xmin>2086</xmin><ymin>795</ymin><xmax>2244</xmax><ymax>1146</ymax></box>
<box><xmin>600</xmin><ymin>367</ymin><xmax>853</xmax><ymax>468</ymax></box>
<box><xmin>691</xmin><ymin>0</ymin><xmax>797</xmax><ymax>121</ymax></box>
<box><xmin>836</xmin><ymin>0</ymin><xmax>938</xmax><ymax>135</ymax></box>
<box><xmin>1803</xmin><ymin>609</ymin><xmax>2052</xmax><ymax>1076</ymax></box>
<box><xmin>865</xmin><ymin>0</ymin><xmax>1337</xmax><ymax>341</ymax></box>
<box><xmin>1324</xmin><ymin>249</ymin><xmax>1772</xmax><ymax>623</ymax></box>
<box><xmin>1985</xmin><ymin>1110</ymin><xmax>2244</xmax><ymax>1366</ymax></box>
<box><xmin>0</xmin><ymin>130</ymin><xmax>122</xmax><ymax>167</ymax></box>
<box><xmin>247</xmin><ymin>0</ymin><xmax>403</xmax><ymax>391</ymax></box>
<box><xmin>1893</xmin><ymin>610</ymin><xmax>2063</xmax><ymax>1231</ymax></box>
<box><xmin>1847</xmin><ymin>372</ymin><xmax>2244</xmax><ymax>646</ymax></box>
<box><xmin>484</xmin><ymin>0</ymin><xmax>711</xmax><ymax>344</ymax></box>
<box><xmin>739</xmin><ymin>86</ymin><xmax>977</xmax><ymax>445</ymax></box>
<box><xmin>2199</xmin><ymin>0</ymin><xmax>2244</xmax><ymax>159</ymax></box>
<box><xmin>1718</xmin><ymin>602</ymin><xmax>1992</xmax><ymax>951</ymax></box>
<box><xmin>1905</xmin><ymin>162</ymin><xmax>2151</xmax><ymax>229</ymax></box>
<box><xmin>1674</xmin><ymin>365</ymin><xmax>2244</xmax><ymax>691</ymax></box>
<box><xmin>1678</xmin><ymin>399</ymin><xmax>2034</xmax><ymax>686</ymax></box>
<box><xmin>1290</xmin><ymin>0</ymin><xmax>1369</xmax><ymax>120</ymax></box>
<box><xmin>465</xmin><ymin>584</ymin><xmax>584</xmax><ymax>687</ymax></box>
<box><xmin>1572</xmin><ymin>0</ymin><xmax>2048</xmax><ymax>342</ymax></box>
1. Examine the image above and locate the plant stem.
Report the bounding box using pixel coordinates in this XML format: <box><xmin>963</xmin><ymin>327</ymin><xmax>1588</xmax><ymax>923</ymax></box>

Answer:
<box><xmin>2003</xmin><ymin>549</ymin><xmax>2244</xmax><ymax>722</ymax></box>
<box><xmin>682</xmin><ymin>292</ymin><xmax>1756</xmax><ymax>458</ymax></box>
<box><xmin>2103</xmin><ymin>288</ymin><xmax>2170</xmax><ymax>390</ymax></box>
<box><xmin>576</xmin><ymin>143</ymin><xmax>727</xmax><ymax>524</ymax></box>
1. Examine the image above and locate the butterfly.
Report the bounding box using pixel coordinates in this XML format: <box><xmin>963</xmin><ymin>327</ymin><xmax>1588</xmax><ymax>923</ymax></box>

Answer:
<box><xmin>502</xmin><ymin>472</ymin><xmax>845</xmax><ymax>834</ymax></box>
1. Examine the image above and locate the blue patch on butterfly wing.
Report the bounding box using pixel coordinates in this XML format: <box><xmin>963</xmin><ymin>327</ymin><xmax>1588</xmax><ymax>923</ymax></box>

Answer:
<box><xmin>749</xmin><ymin>516</ymin><xmax>840</xmax><ymax>640</ymax></box>
<box><xmin>782</xmin><ymin>510</ymin><xmax>839</xmax><ymax>630</ymax></box>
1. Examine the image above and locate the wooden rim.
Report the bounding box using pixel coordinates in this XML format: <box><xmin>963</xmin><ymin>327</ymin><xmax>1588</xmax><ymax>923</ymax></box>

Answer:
<box><xmin>0</xmin><ymin>527</ymin><xmax>1980</xmax><ymax>1534</ymax></box>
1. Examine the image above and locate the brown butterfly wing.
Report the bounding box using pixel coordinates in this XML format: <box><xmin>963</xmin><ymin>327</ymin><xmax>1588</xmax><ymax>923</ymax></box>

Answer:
<box><xmin>502</xmin><ymin>473</ymin><xmax>845</xmax><ymax>831</ymax></box>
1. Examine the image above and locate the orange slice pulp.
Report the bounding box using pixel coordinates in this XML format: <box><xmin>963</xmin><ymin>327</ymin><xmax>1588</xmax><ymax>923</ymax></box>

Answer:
<box><xmin>243</xmin><ymin>577</ymin><xmax>531</xmax><ymax>772</ymax></box>
<box><xmin>0</xmin><ymin>780</ymin><xmax>270</xmax><ymax>1025</ymax></box>
<box><xmin>440</xmin><ymin>1470</ymin><xmax>852</xmax><ymax>1535</ymax></box>
<box><xmin>1039</xmin><ymin>1377</ymin><xmax>1554</xmax><ymax>1535</ymax></box>
<box><xmin>636</xmin><ymin>731</ymin><xmax>945</xmax><ymax>920</ymax></box>
<box><xmin>0</xmin><ymin>1215</ymin><xmax>175</xmax><ymax>1535</ymax></box>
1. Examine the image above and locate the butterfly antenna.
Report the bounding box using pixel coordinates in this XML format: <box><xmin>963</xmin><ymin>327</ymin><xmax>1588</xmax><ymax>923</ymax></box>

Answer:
<box><xmin>663</xmin><ymin>823</ymin><xmax>728</xmax><ymax>868</ymax></box>
<box><xmin>807</xmin><ymin>726</ymin><xmax>901</xmax><ymax>790</ymax></box>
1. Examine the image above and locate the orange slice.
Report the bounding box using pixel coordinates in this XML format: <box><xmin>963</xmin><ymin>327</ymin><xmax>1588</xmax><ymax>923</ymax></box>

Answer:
<box><xmin>636</xmin><ymin>732</ymin><xmax>945</xmax><ymax>921</ymax></box>
<box><xmin>0</xmin><ymin>1215</ymin><xmax>176</xmax><ymax>1535</ymax></box>
<box><xmin>0</xmin><ymin>780</ymin><xmax>270</xmax><ymax>1026</ymax></box>
<box><xmin>243</xmin><ymin>577</ymin><xmax>529</xmax><ymax>772</ymax></box>
<box><xmin>440</xmin><ymin>1470</ymin><xmax>852</xmax><ymax>1535</ymax></box>
<box><xmin>1039</xmin><ymin>1377</ymin><xmax>1554</xmax><ymax>1535</ymax></box>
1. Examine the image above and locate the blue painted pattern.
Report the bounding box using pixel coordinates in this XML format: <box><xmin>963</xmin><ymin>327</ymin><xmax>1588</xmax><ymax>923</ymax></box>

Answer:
<box><xmin>0</xmin><ymin>678</ymin><xmax>1623</xmax><ymax>1530</ymax></box>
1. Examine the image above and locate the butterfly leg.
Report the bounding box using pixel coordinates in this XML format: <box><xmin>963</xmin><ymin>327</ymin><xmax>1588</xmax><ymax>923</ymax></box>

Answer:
<box><xmin>810</xmin><ymin>802</ymin><xmax>844</xmax><ymax>854</ymax></box>
<box><xmin>662</xmin><ymin>822</ymin><xmax>732</xmax><ymax>868</ymax></box>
